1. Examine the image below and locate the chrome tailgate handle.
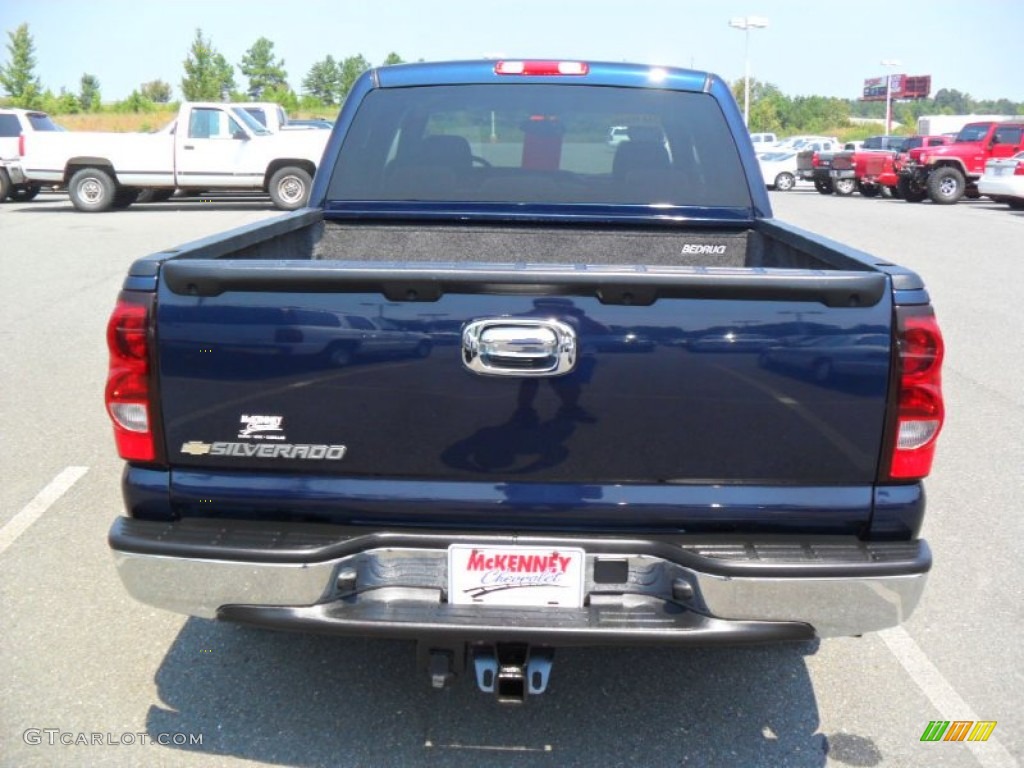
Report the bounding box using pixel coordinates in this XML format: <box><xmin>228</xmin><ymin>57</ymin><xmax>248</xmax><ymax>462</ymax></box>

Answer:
<box><xmin>462</xmin><ymin>319</ymin><xmax>577</xmax><ymax>377</ymax></box>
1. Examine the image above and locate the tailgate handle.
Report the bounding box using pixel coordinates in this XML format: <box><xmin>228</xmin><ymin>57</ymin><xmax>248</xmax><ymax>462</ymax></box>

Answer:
<box><xmin>462</xmin><ymin>319</ymin><xmax>577</xmax><ymax>377</ymax></box>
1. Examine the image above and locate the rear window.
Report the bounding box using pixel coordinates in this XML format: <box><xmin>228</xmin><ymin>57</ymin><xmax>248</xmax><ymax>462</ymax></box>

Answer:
<box><xmin>862</xmin><ymin>136</ymin><xmax>901</xmax><ymax>150</ymax></box>
<box><xmin>242</xmin><ymin>107</ymin><xmax>268</xmax><ymax>127</ymax></box>
<box><xmin>957</xmin><ymin>124</ymin><xmax>991</xmax><ymax>142</ymax></box>
<box><xmin>0</xmin><ymin>114</ymin><xmax>19</xmax><ymax>137</ymax></box>
<box><xmin>27</xmin><ymin>112</ymin><xmax>60</xmax><ymax>131</ymax></box>
<box><xmin>327</xmin><ymin>84</ymin><xmax>751</xmax><ymax>208</ymax></box>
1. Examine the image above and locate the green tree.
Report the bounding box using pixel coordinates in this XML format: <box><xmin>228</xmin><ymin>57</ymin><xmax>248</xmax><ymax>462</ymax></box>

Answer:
<box><xmin>38</xmin><ymin>87</ymin><xmax>58</xmax><ymax>114</ymax></box>
<box><xmin>141</xmin><ymin>79</ymin><xmax>172</xmax><ymax>103</ymax></box>
<box><xmin>730</xmin><ymin>79</ymin><xmax>789</xmax><ymax>133</ymax></box>
<box><xmin>115</xmin><ymin>90</ymin><xmax>156</xmax><ymax>114</ymax></box>
<box><xmin>79</xmin><ymin>73</ymin><xmax>101</xmax><ymax>111</ymax></box>
<box><xmin>0</xmin><ymin>23</ymin><xmax>42</xmax><ymax>107</ymax></box>
<box><xmin>57</xmin><ymin>87</ymin><xmax>79</xmax><ymax>114</ymax></box>
<box><xmin>933</xmin><ymin>88</ymin><xmax>971</xmax><ymax>114</ymax></box>
<box><xmin>260</xmin><ymin>83</ymin><xmax>299</xmax><ymax>111</ymax></box>
<box><xmin>730</xmin><ymin>77</ymin><xmax>778</xmax><ymax>107</ymax></box>
<box><xmin>749</xmin><ymin>95</ymin><xmax>786</xmax><ymax>134</ymax></box>
<box><xmin>302</xmin><ymin>56</ymin><xmax>340</xmax><ymax>104</ymax></box>
<box><xmin>299</xmin><ymin>92</ymin><xmax>329</xmax><ymax>112</ymax></box>
<box><xmin>382</xmin><ymin>52</ymin><xmax>404</xmax><ymax>66</ymax></box>
<box><xmin>214</xmin><ymin>52</ymin><xmax>236</xmax><ymax>98</ymax></box>
<box><xmin>240</xmin><ymin>37</ymin><xmax>287</xmax><ymax>99</ymax></box>
<box><xmin>781</xmin><ymin>95</ymin><xmax>850</xmax><ymax>134</ymax></box>
<box><xmin>974</xmin><ymin>97</ymin><xmax>1015</xmax><ymax>115</ymax></box>
<box><xmin>39</xmin><ymin>87</ymin><xmax>79</xmax><ymax>115</ymax></box>
<box><xmin>338</xmin><ymin>54</ymin><xmax>370</xmax><ymax>100</ymax></box>
<box><xmin>181</xmin><ymin>28</ymin><xmax>235</xmax><ymax>101</ymax></box>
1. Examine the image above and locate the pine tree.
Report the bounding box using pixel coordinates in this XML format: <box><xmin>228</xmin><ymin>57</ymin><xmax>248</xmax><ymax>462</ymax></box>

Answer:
<box><xmin>338</xmin><ymin>54</ymin><xmax>370</xmax><ymax>100</ymax></box>
<box><xmin>302</xmin><ymin>56</ymin><xmax>340</xmax><ymax>105</ymax></box>
<box><xmin>181</xmin><ymin>29</ymin><xmax>235</xmax><ymax>101</ymax></box>
<box><xmin>79</xmin><ymin>73</ymin><xmax>101</xmax><ymax>111</ymax></box>
<box><xmin>240</xmin><ymin>37</ymin><xmax>287</xmax><ymax>99</ymax></box>
<box><xmin>0</xmin><ymin>23</ymin><xmax>42</xmax><ymax>107</ymax></box>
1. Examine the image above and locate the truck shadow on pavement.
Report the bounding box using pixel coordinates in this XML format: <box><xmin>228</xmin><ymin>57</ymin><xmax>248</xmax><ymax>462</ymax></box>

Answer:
<box><xmin>141</xmin><ymin>618</ymin><xmax>881</xmax><ymax>767</ymax></box>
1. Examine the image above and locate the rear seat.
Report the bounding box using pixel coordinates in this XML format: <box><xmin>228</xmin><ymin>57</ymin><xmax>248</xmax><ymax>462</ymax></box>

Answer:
<box><xmin>612</xmin><ymin>133</ymin><xmax>676</xmax><ymax>203</ymax></box>
<box><xmin>383</xmin><ymin>135</ymin><xmax>474</xmax><ymax>199</ymax></box>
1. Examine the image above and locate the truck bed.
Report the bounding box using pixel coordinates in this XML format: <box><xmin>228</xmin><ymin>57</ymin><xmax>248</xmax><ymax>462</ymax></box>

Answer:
<box><xmin>164</xmin><ymin>214</ymin><xmax>889</xmax><ymax>272</ymax></box>
<box><xmin>141</xmin><ymin>212</ymin><xmax>900</xmax><ymax>533</ymax></box>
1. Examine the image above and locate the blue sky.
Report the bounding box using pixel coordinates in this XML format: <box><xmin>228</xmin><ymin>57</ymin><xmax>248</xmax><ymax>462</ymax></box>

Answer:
<box><xmin>2</xmin><ymin>0</ymin><xmax>1021</xmax><ymax>103</ymax></box>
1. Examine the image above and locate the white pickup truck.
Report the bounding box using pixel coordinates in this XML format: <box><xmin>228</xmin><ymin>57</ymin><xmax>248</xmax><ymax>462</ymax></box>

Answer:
<box><xmin>19</xmin><ymin>102</ymin><xmax>330</xmax><ymax>211</ymax></box>
<box><xmin>233</xmin><ymin>102</ymin><xmax>331</xmax><ymax>132</ymax></box>
<box><xmin>1</xmin><ymin>107</ymin><xmax>64</xmax><ymax>202</ymax></box>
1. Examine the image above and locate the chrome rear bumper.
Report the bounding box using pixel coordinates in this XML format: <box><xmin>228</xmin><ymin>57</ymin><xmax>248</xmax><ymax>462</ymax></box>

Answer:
<box><xmin>110</xmin><ymin>517</ymin><xmax>929</xmax><ymax>641</ymax></box>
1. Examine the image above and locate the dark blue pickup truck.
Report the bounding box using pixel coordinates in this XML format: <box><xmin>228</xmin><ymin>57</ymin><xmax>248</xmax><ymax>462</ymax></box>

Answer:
<box><xmin>105</xmin><ymin>60</ymin><xmax>945</xmax><ymax>702</ymax></box>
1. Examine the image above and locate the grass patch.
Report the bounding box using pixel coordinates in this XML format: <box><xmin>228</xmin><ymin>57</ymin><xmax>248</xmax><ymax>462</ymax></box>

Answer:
<box><xmin>55</xmin><ymin>109</ymin><xmax>336</xmax><ymax>133</ymax></box>
<box><xmin>58</xmin><ymin>111</ymin><xmax>178</xmax><ymax>133</ymax></box>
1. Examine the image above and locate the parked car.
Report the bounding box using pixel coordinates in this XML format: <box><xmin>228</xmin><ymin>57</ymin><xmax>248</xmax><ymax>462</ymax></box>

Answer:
<box><xmin>606</xmin><ymin>125</ymin><xmax>630</xmax><ymax>146</ymax></box>
<box><xmin>0</xmin><ymin>107</ymin><xmax>62</xmax><ymax>201</ymax></box>
<box><xmin>898</xmin><ymin>121</ymin><xmax>1024</xmax><ymax>204</ymax></box>
<box><xmin>288</xmin><ymin>118</ymin><xmax>334</xmax><ymax>130</ymax></box>
<box><xmin>829</xmin><ymin>135</ymin><xmax>953</xmax><ymax>198</ymax></box>
<box><xmin>794</xmin><ymin>139</ymin><xmax>846</xmax><ymax>193</ymax></box>
<box><xmin>749</xmin><ymin>132</ymin><xmax>778</xmax><ymax>148</ymax></box>
<box><xmin>759</xmin><ymin>334</ymin><xmax>890</xmax><ymax>384</ymax></box>
<box><xmin>757</xmin><ymin>150</ymin><xmax>800</xmax><ymax>191</ymax></box>
<box><xmin>159</xmin><ymin>308</ymin><xmax>432</xmax><ymax>376</ymax></box>
<box><xmin>860</xmin><ymin>135</ymin><xmax>905</xmax><ymax>151</ymax></box>
<box><xmin>768</xmin><ymin>135</ymin><xmax>839</xmax><ymax>154</ymax></box>
<box><xmin>977</xmin><ymin>150</ymin><xmax>1024</xmax><ymax>210</ymax></box>
<box><xmin>235</xmin><ymin>103</ymin><xmax>332</xmax><ymax>132</ymax></box>
<box><xmin>20</xmin><ymin>101</ymin><xmax>330</xmax><ymax>211</ymax></box>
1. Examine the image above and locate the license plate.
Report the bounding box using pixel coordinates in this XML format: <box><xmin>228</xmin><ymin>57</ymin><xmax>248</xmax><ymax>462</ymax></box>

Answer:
<box><xmin>448</xmin><ymin>545</ymin><xmax>585</xmax><ymax>607</ymax></box>
<box><xmin>996</xmin><ymin>166</ymin><xmax>1009</xmax><ymax>176</ymax></box>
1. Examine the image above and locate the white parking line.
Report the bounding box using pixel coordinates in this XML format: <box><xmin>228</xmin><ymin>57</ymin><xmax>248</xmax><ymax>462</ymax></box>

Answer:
<box><xmin>0</xmin><ymin>466</ymin><xmax>89</xmax><ymax>555</ymax></box>
<box><xmin>880</xmin><ymin>626</ymin><xmax>1018</xmax><ymax>767</ymax></box>
<box><xmin>424</xmin><ymin>740</ymin><xmax>553</xmax><ymax>753</ymax></box>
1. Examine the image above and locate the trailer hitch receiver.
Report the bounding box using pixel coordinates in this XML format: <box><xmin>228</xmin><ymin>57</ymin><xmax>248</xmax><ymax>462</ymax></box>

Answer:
<box><xmin>472</xmin><ymin>644</ymin><xmax>554</xmax><ymax>703</ymax></box>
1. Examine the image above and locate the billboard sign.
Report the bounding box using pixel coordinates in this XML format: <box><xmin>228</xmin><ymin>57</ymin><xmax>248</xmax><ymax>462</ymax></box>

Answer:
<box><xmin>862</xmin><ymin>74</ymin><xmax>931</xmax><ymax>101</ymax></box>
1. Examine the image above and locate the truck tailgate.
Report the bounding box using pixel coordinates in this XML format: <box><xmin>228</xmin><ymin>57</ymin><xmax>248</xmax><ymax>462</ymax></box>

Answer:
<box><xmin>156</xmin><ymin>261</ymin><xmax>893</xmax><ymax>493</ymax></box>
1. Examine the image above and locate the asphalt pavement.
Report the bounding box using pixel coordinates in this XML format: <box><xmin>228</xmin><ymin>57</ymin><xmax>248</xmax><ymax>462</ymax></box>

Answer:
<box><xmin>0</xmin><ymin>190</ymin><xmax>1020</xmax><ymax>767</ymax></box>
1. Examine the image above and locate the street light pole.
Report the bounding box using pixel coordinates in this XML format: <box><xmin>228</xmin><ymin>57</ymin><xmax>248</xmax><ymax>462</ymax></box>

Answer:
<box><xmin>881</xmin><ymin>58</ymin><xmax>902</xmax><ymax>135</ymax></box>
<box><xmin>729</xmin><ymin>16</ymin><xmax>769</xmax><ymax>127</ymax></box>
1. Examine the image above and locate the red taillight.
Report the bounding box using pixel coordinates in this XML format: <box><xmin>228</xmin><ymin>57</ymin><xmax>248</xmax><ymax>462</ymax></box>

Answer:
<box><xmin>811</xmin><ymin>153</ymin><xmax>820</xmax><ymax>167</ymax></box>
<box><xmin>105</xmin><ymin>292</ymin><xmax>158</xmax><ymax>462</ymax></box>
<box><xmin>1014</xmin><ymin>161</ymin><xmax>1024</xmax><ymax>176</ymax></box>
<box><xmin>887</xmin><ymin>307</ymin><xmax>944</xmax><ymax>480</ymax></box>
<box><xmin>19</xmin><ymin>133</ymin><xmax>25</xmax><ymax>156</ymax></box>
<box><xmin>494</xmin><ymin>60</ymin><xmax>589</xmax><ymax>76</ymax></box>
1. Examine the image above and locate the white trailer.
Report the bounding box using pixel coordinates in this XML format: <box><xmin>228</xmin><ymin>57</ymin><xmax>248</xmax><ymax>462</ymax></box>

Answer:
<box><xmin>917</xmin><ymin>114</ymin><xmax>1016</xmax><ymax>136</ymax></box>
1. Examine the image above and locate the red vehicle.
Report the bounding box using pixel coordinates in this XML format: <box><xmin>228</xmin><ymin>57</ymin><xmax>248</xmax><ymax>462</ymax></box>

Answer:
<box><xmin>898</xmin><ymin>121</ymin><xmax>1024</xmax><ymax>203</ymax></box>
<box><xmin>828</xmin><ymin>136</ymin><xmax>950</xmax><ymax>197</ymax></box>
<box><xmin>833</xmin><ymin>136</ymin><xmax>953</xmax><ymax>197</ymax></box>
